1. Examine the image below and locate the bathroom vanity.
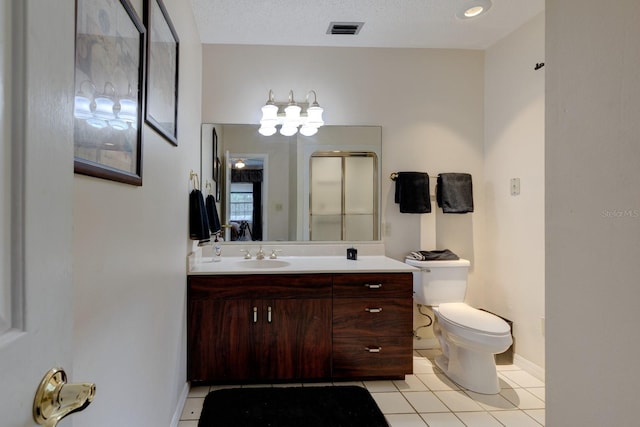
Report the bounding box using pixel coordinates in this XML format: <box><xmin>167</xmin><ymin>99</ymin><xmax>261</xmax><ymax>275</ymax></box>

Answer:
<box><xmin>187</xmin><ymin>252</ymin><xmax>416</xmax><ymax>384</ymax></box>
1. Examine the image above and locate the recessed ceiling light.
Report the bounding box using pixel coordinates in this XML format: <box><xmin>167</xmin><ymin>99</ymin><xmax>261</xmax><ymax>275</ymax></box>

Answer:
<box><xmin>456</xmin><ymin>0</ymin><xmax>492</xmax><ymax>20</ymax></box>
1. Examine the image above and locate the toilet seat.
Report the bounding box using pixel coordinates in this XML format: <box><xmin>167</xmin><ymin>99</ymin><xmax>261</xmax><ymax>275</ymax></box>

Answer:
<box><xmin>436</xmin><ymin>303</ymin><xmax>510</xmax><ymax>336</ymax></box>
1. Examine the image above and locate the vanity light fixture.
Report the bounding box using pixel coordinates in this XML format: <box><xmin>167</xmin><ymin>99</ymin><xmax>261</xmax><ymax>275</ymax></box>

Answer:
<box><xmin>259</xmin><ymin>89</ymin><xmax>324</xmax><ymax>137</ymax></box>
<box><xmin>73</xmin><ymin>80</ymin><xmax>139</xmax><ymax>131</ymax></box>
<box><xmin>456</xmin><ymin>0</ymin><xmax>492</xmax><ymax>19</ymax></box>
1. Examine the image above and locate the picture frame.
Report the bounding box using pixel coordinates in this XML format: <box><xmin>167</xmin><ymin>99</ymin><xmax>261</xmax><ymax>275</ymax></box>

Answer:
<box><xmin>144</xmin><ymin>0</ymin><xmax>179</xmax><ymax>146</ymax></box>
<box><xmin>73</xmin><ymin>0</ymin><xmax>146</xmax><ymax>186</ymax></box>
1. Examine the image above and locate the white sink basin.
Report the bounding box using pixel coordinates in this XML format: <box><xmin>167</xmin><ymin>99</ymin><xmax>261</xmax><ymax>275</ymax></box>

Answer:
<box><xmin>237</xmin><ymin>259</ymin><xmax>291</xmax><ymax>269</ymax></box>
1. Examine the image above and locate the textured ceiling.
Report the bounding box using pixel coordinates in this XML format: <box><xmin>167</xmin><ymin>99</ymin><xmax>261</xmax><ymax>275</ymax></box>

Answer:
<box><xmin>191</xmin><ymin>0</ymin><xmax>545</xmax><ymax>50</ymax></box>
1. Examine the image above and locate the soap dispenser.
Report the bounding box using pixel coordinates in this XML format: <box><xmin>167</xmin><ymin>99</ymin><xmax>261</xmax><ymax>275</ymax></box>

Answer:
<box><xmin>213</xmin><ymin>234</ymin><xmax>222</xmax><ymax>262</ymax></box>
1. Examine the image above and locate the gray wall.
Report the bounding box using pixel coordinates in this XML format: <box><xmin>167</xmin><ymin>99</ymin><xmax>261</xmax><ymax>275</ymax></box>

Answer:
<box><xmin>546</xmin><ymin>1</ymin><xmax>640</xmax><ymax>425</ymax></box>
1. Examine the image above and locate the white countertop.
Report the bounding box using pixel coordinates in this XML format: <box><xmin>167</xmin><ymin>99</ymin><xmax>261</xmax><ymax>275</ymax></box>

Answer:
<box><xmin>188</xmin><ymin>255</ymin><xmax>418</xmax><ymax>275</ymax></box>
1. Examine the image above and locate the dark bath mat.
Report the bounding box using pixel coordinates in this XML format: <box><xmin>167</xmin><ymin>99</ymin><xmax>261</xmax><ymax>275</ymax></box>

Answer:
<box><xmin>198</xmin><ymin>385</ymin><xmax>389</xmax><ymax>427</ymax></box>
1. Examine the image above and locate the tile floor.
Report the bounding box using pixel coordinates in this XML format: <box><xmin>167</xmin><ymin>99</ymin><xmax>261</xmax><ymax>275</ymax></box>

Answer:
<box><xmin>178</xmin><ymin>349</ymin><xmax>545</xmax><ymax>426</ymax></box>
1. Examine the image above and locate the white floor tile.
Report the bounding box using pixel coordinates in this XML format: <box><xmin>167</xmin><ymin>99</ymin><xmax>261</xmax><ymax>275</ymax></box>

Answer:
<box><xmin>386</xmin><ymin>413</ymin><xmax>429</xmax><ymax>427</ymax></box>
<box><xmin>525</xmin><ymin>409</ymin><xmax>545</xmax><ymax>425</ymax></box>
<box><xmin>434</xmin><ymin>390</ymin><xmax>485</xmax><ymax>412</ymax></box>
<box><xmin>402</xmin><ymin>391</ymin><xmax>450</xmax><ymax>413</ymax></box>
<box><xmin>394</xmin><ymin>375</ymin><xmax>430</xmax><ymax>392</ymax></box>
<box><xmin>500</xmin><ymin>387</ymin><xmax>545</xmax><ymax>410</ymax></box>
<box><xmin>464</xmin><ymin>390</ymin><xmax>517</xmax><ymax>411</ymax></box>
<box><xmin>180</xmin><ymin>354</ymin><xmax>546</xmax><ymax>425</ymax></box>
<box><xmin>180</xmin><ymin>397</ymin><xmax>204</xmax><ymax>420</ymax></box>
<box><xmin>500</xmin><ymin>370</ymin><xmax>545</xmax><ymax>388</ymax></box>
<box><xmin>187</xmin><ymin>385</ymin><xmax>209</xmax><ymax>398</ymax></box>
<box><xmin>455</xmin><ymin>411</ymin><xmax>504</xmax><ymax>427</ymax></box>
<box><xmin>527</xmin><ymin>387</ymin><xmax>545</xmax><ymax>402</ymax></box>
<box><xmin>490</xmin><ymin>410</ymin><xmax>543</xmax><ymax>426</ymax></box>
<box><xmin>365</xmin><ymin>380</ymin><xmax>398</xmax><ymax>392</ymax></box>
<box><xmin>413</xmin><ymin>356</ymin><xmax>437</xmax><ymax>374</ymax></box>
<box><xmin>371</xmin><ymin>392</ymin><xmax>415</xmax><ymax>414</ymax></box>
<box><xmin>419</xmin><ymin>412</ymin><xmax>466</xmax><ymax>426</ymax></box>
<box><xmin>416</xmin><ymin>373</ymin><xmax>460</xmax><ymax>391</ymax></box>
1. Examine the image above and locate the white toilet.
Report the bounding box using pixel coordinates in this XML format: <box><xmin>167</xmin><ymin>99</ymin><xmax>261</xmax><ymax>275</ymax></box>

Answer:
<box><xmin>405</xmin><ymin>258</ymin><xmax>512</xmax><ymax>394</ymax></box>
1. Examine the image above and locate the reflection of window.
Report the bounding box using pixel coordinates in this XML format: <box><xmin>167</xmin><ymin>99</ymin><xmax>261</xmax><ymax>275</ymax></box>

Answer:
<box><xmin>230</xmin><ymin>183</ymin><xmax>253</xmax><ymax>222</ymax></box>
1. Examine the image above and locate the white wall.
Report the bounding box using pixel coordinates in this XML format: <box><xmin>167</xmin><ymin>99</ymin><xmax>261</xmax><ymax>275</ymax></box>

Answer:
<box><xmin>547</xmin><ymin>1</ymin><xmax>640</xmax><ymax>425</ymax></box>
<box><xmin>71</xmin><ymin>0</ymin><xmax>202</xmax><ymax>425</ymax></box>
<box><xmin>483</xmin><ymin>13</ymin><xmax>545</xmax><ymax>369</ymax></box>
<box><xmin>201</xmin><ymin>44</ymin><xmax>485</xmax><ymax>266</ymax></box>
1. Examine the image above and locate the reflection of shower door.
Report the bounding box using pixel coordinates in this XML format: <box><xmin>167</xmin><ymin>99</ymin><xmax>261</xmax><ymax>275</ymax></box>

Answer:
<box><xmin>309</xmin><ymin>153</ymin><xmax>377</xmax><ymax>241</ymax></box>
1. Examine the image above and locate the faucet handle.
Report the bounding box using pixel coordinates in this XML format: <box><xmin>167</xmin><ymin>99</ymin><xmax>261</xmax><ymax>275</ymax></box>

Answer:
<box><xmin>240</xmin><ymin>249</ymin><xmax>252</xmax><ymax>259</ymax></box>
<box><xmin>270</xmin><ymin>249</ymin><xmax>282</xmax><ymax>259</ymax></box>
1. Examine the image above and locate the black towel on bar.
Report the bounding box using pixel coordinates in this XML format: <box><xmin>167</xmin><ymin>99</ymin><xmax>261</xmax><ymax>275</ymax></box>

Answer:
<box><xmin>394</xmin><ymin>172</ymin><xmax>431</xmax><ymax>213</ymax></box>
<box><xmin>189</xmin><ymin>189</ymin><xmax>210</xmax><ymax>242</ymax></box>
<box><xmin>205</xmin><ymin>194</ymin><xmax>221</xmax><ymax>234</ymax></box>
<box><xmin>436</xmin><ymin>173</ymin><xmax>474</xmax><ymax>213</ymax></box>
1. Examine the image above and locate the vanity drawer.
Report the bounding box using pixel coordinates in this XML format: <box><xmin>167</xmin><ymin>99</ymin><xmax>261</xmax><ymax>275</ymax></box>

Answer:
<box><xmin>189</xmin><ymin>274</ymin><xmax>332</xmax><ymax>299</ymax></box>
<box><xmin>333</xmin><ymin>298</ymin><xmax>413</xmax><ymax>337</ymax></box>
<box><xmin>332</xmin><ymin>273</ymin><xmax>412</xmax><ymax>298</ymax></box>
<box><xmin>332</xmin><ymin>336</ymin><xmax>413</xmax><ymax>379</ymax></box>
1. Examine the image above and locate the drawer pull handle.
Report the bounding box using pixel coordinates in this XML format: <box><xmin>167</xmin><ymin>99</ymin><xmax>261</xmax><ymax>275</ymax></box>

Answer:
<box><xmin>267</xmin><ymin>306</ymin><xmax>272</xmax><ymax>323</ymax></box>
<box><xmin>365</xmin><ymin>307</ymin><xmax>383</xmax><ymax>313</ymax></box>
<box><xmin>364</xmin><ymin>283</ymin><xmax>382</xmax><ymax>289</ymax></box>
<box><xmin>365</xmin><ymin>346</ymin><xmax>382</xmax><ymax>353</ymax></box>
<box><xmin>252</xmin><ymin>306</ymin><xmax>258</xmax><ymax>323</ymax></box>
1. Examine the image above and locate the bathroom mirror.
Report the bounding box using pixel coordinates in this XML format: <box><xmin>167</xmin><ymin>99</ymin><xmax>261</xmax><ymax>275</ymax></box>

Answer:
<box><xmin>201</xmin><ymin>124</ymin><xmax>381</xmax><ymax>242</ymax></box>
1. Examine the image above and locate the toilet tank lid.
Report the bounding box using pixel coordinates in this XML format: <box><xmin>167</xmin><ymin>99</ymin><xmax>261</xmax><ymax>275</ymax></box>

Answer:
<box><xmin>437</xmin><ymin>303</ymin><xmax>511</xmax><ymax>335</ymax></box>
<box><xmin>405</xmin><ymin>258</ymin><xmax>470</xmax><ymax>268</ymax></box>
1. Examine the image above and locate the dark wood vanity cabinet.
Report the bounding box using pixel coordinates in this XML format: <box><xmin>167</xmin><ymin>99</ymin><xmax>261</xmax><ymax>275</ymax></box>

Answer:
<box><xmin>187</xmin><ymin>272</ymin><xmax>413</xmax><ymax>383</ymax></box>
<box><xmin>188</xmin><ymin>274</ymin><xmax>332</xmax><ymax>383</ymax></box>
<box><xmin>332</xmin><ymin>273</ymin><xmax>414</xmax><ymax>379</ymax></box>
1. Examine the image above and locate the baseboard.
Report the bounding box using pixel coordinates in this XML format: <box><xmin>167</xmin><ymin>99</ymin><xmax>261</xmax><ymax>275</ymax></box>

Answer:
<box><xmin>170</xmin><ymin>382</ymin><xmax>190</xmax><ymax>427</ymax></box>
<box><xmin>514</xmin><ymin>354</ymin><xmax>545</xmax><ymax>382</ymax></box>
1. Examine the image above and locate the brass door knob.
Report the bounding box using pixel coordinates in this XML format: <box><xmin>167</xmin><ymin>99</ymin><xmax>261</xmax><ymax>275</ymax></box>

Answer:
<box><xmin>33</xmin><ymin>368</ymin><xmax>96</xmax><ymax>427</ymax></box>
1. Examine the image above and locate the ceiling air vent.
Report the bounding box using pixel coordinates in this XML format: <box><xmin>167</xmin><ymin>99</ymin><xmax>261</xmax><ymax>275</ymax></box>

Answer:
<box><xmin>327</xmin><ymin>22</ymin><xmax>364</xmax><ymax>36</ymax></box>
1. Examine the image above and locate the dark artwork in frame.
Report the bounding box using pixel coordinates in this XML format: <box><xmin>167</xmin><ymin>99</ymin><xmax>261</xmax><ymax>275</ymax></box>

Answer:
<box><xmin>144</xmin><ymin>0</ymin><xmax>179</xmax><ymax>146</ymax></box>
<box><xmin>73</xmin><ymin>0</ymin><xmax>146</xmax><ymax>186</ymax></box>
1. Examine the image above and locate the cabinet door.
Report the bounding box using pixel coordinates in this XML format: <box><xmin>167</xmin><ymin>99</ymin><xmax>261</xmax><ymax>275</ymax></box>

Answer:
<box><xmin>261</xmin><ymin>298</ymin><xmax>332</xmax><ymax>380</ymax></box>
<box><xmin>188</xmin><ymin>298</ymin><xmax>256</xmax><ymax>382</ymax></box>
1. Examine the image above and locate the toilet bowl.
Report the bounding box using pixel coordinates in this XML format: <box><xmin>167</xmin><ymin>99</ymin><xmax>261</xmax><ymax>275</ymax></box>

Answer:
<box><xmin>406</xmin><ymin>258</ymin><xmax>512</xmax><ymax>394</ymax></box>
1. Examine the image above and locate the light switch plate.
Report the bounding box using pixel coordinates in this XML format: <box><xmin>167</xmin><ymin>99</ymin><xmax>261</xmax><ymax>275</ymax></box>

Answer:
<box><xmin>510</xmin><ymin>178</ymin><xmax>520</xmax><ymax>196</ymax></box>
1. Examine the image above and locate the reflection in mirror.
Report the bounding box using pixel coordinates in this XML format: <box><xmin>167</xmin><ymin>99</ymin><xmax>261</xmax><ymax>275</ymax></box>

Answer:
<box><xmin>310</xmin><ymin>152</ymin><xmax>378</xmax><ymax>241</ymax></box>
<box><xmin>201</xmin><ymin>124</ymin><xmax>381</xmax><ymax>243</ymax></box>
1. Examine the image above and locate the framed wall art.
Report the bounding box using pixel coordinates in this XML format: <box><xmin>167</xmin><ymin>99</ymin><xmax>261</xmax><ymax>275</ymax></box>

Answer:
<box><xmin>144</xmin><ymin>0</ymin><xmax>179</xmax><ymax>145</ymax></box>
<box><xmin>73</xmin><ymin>0</ymin><xmax>146</xmax><ymax>186</ymax></box>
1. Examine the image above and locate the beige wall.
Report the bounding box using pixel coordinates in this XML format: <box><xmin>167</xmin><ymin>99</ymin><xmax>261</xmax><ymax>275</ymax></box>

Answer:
<box><xmin>547</xmin><ymin>1</ymin><xmax>640</xmax><ymax>425</ymax></box>
<box><xmin>71</xmin><ymin>0</ymin><xmax>202</xmax><ymax>425</ymax></box>
<box><xmin>201</xmin><ymin>44</ymin><xmax>485</xmax><ymax>264</ymax></box>
<box><xmin>483</xmin><ymin>13</ymin><xmax>545</xmax><ymax>370</ymax></box>
<box><xmin>202</xmin><ymin>41</ymin><xmax>547</xmax><ymax>370</ymax></box>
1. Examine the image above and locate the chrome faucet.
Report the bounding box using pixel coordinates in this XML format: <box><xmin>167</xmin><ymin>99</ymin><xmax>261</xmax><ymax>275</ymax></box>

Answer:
<box><xmin>256</xmin><ymin>246</ymin><xmax>265</xmax><ymax>260</ymax></box>
<box><xmin>270</xmin><ymin>249</ymin><xmax>282</xmax><ymax>259</ymax></box>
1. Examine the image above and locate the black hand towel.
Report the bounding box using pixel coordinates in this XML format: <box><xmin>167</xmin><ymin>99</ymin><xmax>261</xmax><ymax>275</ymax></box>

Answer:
<box><xmin>394</xmin><ymin>172</ymin><xmax>431</xmax><ymax>213</ymax></box>
<box><xmin>436</xmin><ymin>173</ymin><xmax>474</xmax><ymax>213</ymax></box>
<box><xmin>205</xmin><ymin>194</ymin><xmax>221</xmax><ymax>234</ymax></box>
<box><xmin>189</xmin><ymin>189</ymin><xmax>210</xmax><ymax>242</ymax></box>
<box><xmin>407</xmin><ymin>249</ymin><xmax>460</xmax><ymax>261</ymax></box>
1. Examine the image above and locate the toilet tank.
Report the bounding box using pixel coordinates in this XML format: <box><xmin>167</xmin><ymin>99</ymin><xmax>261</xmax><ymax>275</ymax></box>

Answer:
<box><xmin>405</xmin><ymin>259</ymin><xmax>471</xmax><ymax>306</ymax></box>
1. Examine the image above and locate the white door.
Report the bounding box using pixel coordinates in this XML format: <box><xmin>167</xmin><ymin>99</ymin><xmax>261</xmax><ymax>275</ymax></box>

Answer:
<box><xmin>0</xmin><ymin>1</ymin><xmax>78</xmax><ymax>426</ymax></box>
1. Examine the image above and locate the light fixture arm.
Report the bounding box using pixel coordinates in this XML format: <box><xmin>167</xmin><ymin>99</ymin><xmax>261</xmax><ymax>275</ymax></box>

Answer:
<box><xmin>306</xmin><ymin>90</ymin><xmax>320</xmax><ymax>107</ymax></box>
